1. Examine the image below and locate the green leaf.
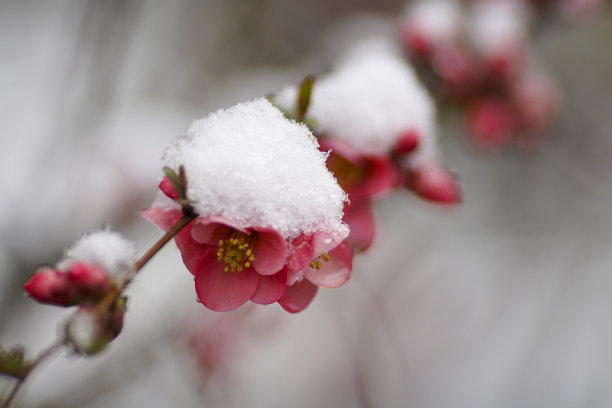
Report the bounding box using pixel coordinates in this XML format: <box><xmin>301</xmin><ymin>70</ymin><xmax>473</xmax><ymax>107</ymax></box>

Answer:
<box><xmin>296</xmin><ymin>75</ymin><xmax>315</xmax><ymax>121</ymax></box>
<box><xmin>0</xmin><ymin>345</ymin><xmax>31</xmax><ymax>379</ymax></box>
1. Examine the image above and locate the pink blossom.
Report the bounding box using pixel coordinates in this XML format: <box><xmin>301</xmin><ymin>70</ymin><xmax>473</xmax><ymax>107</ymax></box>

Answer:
<box><xmin>143</xmin><ymin>204</ymin><xmax>352</xmax><ymax>313</ymax></box>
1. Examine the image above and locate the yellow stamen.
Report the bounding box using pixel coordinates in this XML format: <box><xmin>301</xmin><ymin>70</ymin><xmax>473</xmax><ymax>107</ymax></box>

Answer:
<box><xmin>309</xmin><ymin>253</ymin><xmax>330</xmax><ymax>270</ymax></box>
<box><xmin>216</xmin><ymin>230</ymin><xmax>256</xmax><ymax>272</ymax></box>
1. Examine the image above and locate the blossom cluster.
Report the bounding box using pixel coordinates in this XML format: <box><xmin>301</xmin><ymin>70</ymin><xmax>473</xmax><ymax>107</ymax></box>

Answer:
<box><xmin>274</xmin><ymin>38</ymin><xmax>460</xmax><ymax>252</ymax></box>
<box><xmin>144</xmin><ymin>99</ymin><xmax>353</xmax><ymax>313</ymax></box>
<box><xmin>23</xmin><ymin>230</ymin><xmax>135</xmax><ymax>353</ymax></box>
<box><xmin>398</xmin><ymin>0</ymin><xmax>561</xmax><ymax>150</ymax></box>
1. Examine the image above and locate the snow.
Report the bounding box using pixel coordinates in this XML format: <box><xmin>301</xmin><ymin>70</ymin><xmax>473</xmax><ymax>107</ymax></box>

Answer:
<box><xmin>400</xmin><ymin>0</ymin><xmax>463</xmax><ymax>45</ymax></box>
<box><xmin>275</xmin><ymin>38</ymin><xmax>438</xmax><ymax>158</ymax></box>
<box><xmin>468</xmin><ymin>0</ymin><xmax>531</xmax><ymax>56</ymax></box>
<box><xmin>66</xmin><ymin>308</ymin><xmax>99</xmax><ymax>352</ymax></box>
<box><xmin>58</xmin><ymin>230</ymin><xmax>137</xmax><ymax>282</ymax></box>
<box><xmin>155</xmin><ymin>98</ymin><xmax>348</xmax><ymax>241</ymax></box>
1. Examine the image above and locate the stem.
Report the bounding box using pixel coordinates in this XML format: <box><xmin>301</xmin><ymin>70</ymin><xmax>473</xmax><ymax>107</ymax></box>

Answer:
<box><xmin>1</xmin><ymin>339</ymin><xmax>65</xmax><ymax>408</ymax></box>
<box><xmin>93</xmin><ymin>213</ymin><xmax>196</xmax><ymax>315</ymax></box>
<box><xmin>1</xmin><ymin>212</ymin><xmax>197</xmax><ymax>408</ymax></box>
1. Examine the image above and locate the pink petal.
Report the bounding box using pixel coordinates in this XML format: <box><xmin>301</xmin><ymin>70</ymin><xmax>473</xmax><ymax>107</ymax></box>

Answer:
<box><xmin>142</xmin><ymin>207</ymin><xmax>183</xmax><ymax>231</ymax></box>
<box><xmin>252</xmin><ymin>229</ymin><xmax>288</xmax><ymax>276</ymax></box>
<box><xmin>191</xmin><ymin>219</ymin><xmax>232</xmax><ymax>245</ymax></box>
<box><xmin>250</xmin><ymin>269</ymin><xmax>287</xmax><ymax>305</ymax></box>
<box><xmin>305</xmin><ymin>241</ymin><xmax>353</xmax><ymax>289</ymax></box>
<box><xmin>174</xmin><ymin>223</ymin><xmax>209</xmax><ymax>276</ymax></box>
<box><xmin>194</xmin><ymin>248</ymin><xmax>259</xmax><ymax>312</ymax></box>
<box><xmin>343</xmin><ymin>198</ymin><xmax>376</xmax><ymax>252</ymax></box>
<box><xmin>278</xmin><ymin>279</ymin><xmax>318</xmax><ymax>313</ymax></box>
<box><xmin>353</xmin><ymin>156</ymin><xmax>396</xmax><ymax>200</ymax></box>
<box><xmin>310</xmin><ymin>225</ymin><xmax>349</xmax><ymax>257</ymax></box>
<box><xmin>287</xmin><ymin>235</ymin><xmax>313</xmax><ymax>272</ymax></box>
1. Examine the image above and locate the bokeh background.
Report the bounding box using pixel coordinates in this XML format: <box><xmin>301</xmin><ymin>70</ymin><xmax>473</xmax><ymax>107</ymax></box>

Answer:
<box><xmin>1</xmin><ymin>0</ymin><xmax>611</xmax><ymax>407</ymax></box>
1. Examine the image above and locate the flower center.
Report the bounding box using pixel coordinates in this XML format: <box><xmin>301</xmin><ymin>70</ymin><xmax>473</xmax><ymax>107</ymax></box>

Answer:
<box><xmin>326</xmin><ymin>153</ymin><xmax>366</xmax><ymax>191</ymax></box>
<box><xmin>309</xmin><ymin>253</ymin><xmax>330</xmax><ymax>270</ymax></box>
<box><xmin>217</xmin><ymin>231</ymin><xmax>255</xmax><ymax>272</ymax></box>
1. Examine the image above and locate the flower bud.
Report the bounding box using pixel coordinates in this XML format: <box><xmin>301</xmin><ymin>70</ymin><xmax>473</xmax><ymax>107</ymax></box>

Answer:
<box><xmin>66</xmin><ymin>262</ymin><xmax>111</xmax><ymax>299</ymax></box>
<box><xmin>23</xmin><ymin>267</ymin><xmax>77</xmax><ymax>306</ymax></box>
<box><xmin>394</xmin><ymin>130</ymin><xmax>420</xmax><ymax>156</ymax></box>
<box><xmin>407</xmin><ymin>164</ymin><xmax>461</xmax><ymax>204</ymax></box>
<box><xmin>159</xmin><ymin>176</ymin><xmax>179</xmax><ymax>199</ymax></box>
<box><xmin>66</xmin><ymin>306</ymin><xmax>105</xmax><ymax>355</ymax></box>
<box><xmin>65</xmin><ymin>298</ymin><xmax>127</xmax><ymax>356</ymax></box>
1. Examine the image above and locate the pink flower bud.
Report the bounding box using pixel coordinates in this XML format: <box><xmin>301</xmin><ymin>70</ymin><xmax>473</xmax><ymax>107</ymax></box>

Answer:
<box><xmin>159</xmin><ymin>176</ymin><xmax>179</xmax><ymax>199</ymax></box>
<box><xmin>66</xmin><ymin>262</ymin><xmax>111</xmax><ymax>298</ymax></box>
<box><xmin>408</xmin><ymin>164</ymin><xmax>461</xmax><ymax>204</ymax></box>
<box><xmin>466</xmin><ymin>99</ymin><xmax>516</xmax><ymax>150</ymax></box>
<box><xmin>23</xmin><ymin>267</ymin><xmax>77</xmax><ymax>306</ymax></box>
<box><xmin>394</xmin><ymin>130</ymin><xmax>420</xmax><ymax>156</ymax></box>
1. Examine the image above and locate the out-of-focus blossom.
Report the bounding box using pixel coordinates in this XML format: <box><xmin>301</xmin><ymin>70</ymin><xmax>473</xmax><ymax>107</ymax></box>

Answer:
<box><xmin>144</xmin><ymin>98</ymin><xmax>352</xmax><ymax>313</ymax></box>
<box><xmin>398</xmin><ymin>0</ymin><xmax>562</xmax><ymax>151</ymax></box>
<box><xmin>23</xmin><ymin>230</ymin><xmax>136</xmax><ymax>307</ymax></box>
<box><xmin>466</xmin><ymin>98</ymin><xmax>516</xmax><ymax>150</ymax></box>
<box><xmin>275</xmin><ymin>39</ymin><xmax>461</xmax><ymax>249</ymax></box>
<box><xmin>398</xmin><ymin>0</ymin><xmax>463</xmax><ymax>57</ymax></box>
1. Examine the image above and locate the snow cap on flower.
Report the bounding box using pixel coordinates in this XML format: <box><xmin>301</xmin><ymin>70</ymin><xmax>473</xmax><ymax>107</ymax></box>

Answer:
<box><xmin>57</xmin><ymin>229</ymin><xmax>137</xmax><ymax>283</ymax></box>
<box><xmin>276</xmin><ymin>38</ymin><xmax>437</xmax><ymax>157</ymax></box>
<box><xmin>467</xmin><ymin>0</ymin><xmax>531</xmax><ymax>58</ymax></box>
<box><xmin>155</xmin><ymin>98</ymin><xmax>348</xmax><ymax>242</ymax></box>
<box><xmin>399</xmin><ymin>0</ymin><xmax>463</xmax><ymax>53</ymax></box>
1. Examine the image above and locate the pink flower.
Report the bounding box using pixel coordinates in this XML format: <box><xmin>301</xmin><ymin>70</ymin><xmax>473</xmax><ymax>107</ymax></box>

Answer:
<box><xmin>143</xmin><ymin>196</ymin><xmax>352</xmax><ymax>313</ymax></box>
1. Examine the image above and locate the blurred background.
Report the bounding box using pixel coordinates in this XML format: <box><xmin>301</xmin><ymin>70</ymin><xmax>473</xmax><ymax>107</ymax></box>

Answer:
<box><xmin>1</xmin><ymin>0</ymin><xmax>611</xmax><ymax>407</ymax></box>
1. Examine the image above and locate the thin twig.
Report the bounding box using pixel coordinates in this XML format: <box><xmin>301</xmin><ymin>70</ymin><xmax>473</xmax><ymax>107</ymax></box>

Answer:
<box><xmin>1</xmin><ymin>338</ymin><xmax>65</xmax><ymax>408</ymax></box>
<box><xmin>93</xmin><ymin>213</ymin><xmax>197</xmax><ymax>315</ymax></box>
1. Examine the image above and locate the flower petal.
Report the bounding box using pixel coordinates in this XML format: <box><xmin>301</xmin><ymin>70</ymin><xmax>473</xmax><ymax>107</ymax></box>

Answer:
<box><xmin>343</xmin><ymin>198</ymin><xmax>376</xmax><ymax>252</ymax></box>
<box><xmin>310</xmin><ymin>224</ymin><xmax>349</xmax><ymax>257</ymax></box>
<box><xmin>142</xmin><ymin>207</ymin><xmax>183</xmax><ymax>231</ymax></box>
<box><xmin>278</xmin><ymin>279</ymin><xmax>318</xmax><ymax>313</ymax></box>
<box><xmin>286</xmin><ymin>235</ymin><xmax>314</xmax><ymax>285</ymax></box>
<box><xmin>352</xmin><ymin>156</ymin><xmax>396</xmax><ymax>200</ymax></box>
<box><xmin>174</xmin><ymin>223</ymin><xmax>209</xmax><ymax>276</ymax></box>
<box><xmin>305</xmin><ymin>241</ymin><xmax>353</xmax><ymax>288</ymax></box>
<box><xmin>250</xmin><ymin>269</ymin><xmax>287</xmax><ymax>305</ymax></box>
<box><xmin>252</xmin><ymin>229</ymin><xmax>288</xmax><ymax>276</ymax></box>
<box><xmin>191</xmin><ymin>221</ymin><xmax>230</xmax><ymax>245</ymax></box>
<box><xmin>194</xmin><ymin>248</ymin><xmax>259</xmax><ymax>312</ymax></box>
